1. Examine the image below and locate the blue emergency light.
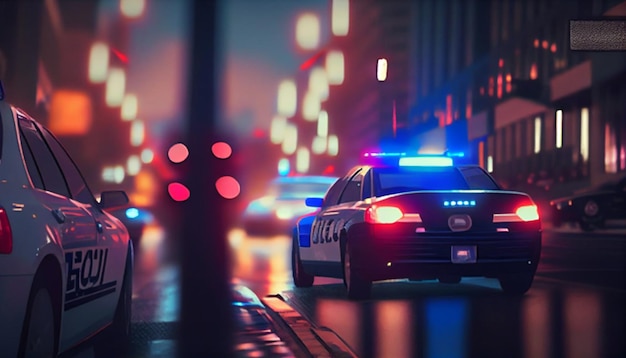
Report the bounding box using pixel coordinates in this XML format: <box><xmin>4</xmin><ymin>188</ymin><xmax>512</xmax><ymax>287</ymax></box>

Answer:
<box><xmin>362</xmin><ymin>151</ymin><xmax>457</xmax><ymax>167</ymax></box>
<box><xmin>444</xmin><ymin>200</ymin><xmax>476</xmax><ymax>207</ymax></box>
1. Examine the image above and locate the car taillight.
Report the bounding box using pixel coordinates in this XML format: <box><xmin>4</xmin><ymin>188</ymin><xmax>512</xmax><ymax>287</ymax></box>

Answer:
<box><xmin>516</xmin><ymin>205</ymin><xmax>539</xmax><ymax>222</ymax></box>
<box><xmin>493</xmin><ymin>204</ymin><xmax>540</xmax><ymax>223</ymax></box>
<box><xmin>0</xmin><ymin>207</ymin><xmax>13</xmax><ymax>254</ymax></box>
<box><xmin>365</xmin><ymin>206</ymin><xmax>404</xmax><ymax>224</ymax></box>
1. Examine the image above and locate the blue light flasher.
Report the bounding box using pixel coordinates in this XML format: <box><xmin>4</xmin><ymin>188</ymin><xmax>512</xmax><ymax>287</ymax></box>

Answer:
<box><xmin>444</xmin><ymin>200</ymin><xmax>476</xmax><ymax>207</ymax></box>
<box><xmin>125</xmin><ymin>207</ymin><xmax>140</xmax><ymax>219</ymax></box>
<box><xmin>363</xmin><ymin>152</ymin><xmax>407</xmax><ymax>158</ymax></box>
<box><xmin>399</xmin><ymin>156</ymin><xmax>453</xmax><ymax>167</ymax></box>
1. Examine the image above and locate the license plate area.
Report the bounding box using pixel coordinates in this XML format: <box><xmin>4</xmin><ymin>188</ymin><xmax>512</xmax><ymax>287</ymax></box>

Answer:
<box><xmin>451</xmin><ymin>245</ymin><xmax>477</xmax><ymax>264</ymax></box>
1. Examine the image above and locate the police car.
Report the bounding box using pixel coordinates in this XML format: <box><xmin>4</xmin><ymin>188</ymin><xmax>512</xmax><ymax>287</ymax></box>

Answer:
<box><xmin>291</xmin><ymin>152</ymin><xmax>542</xmax><ymax>299</ymax></box>
<box><xmin>0</xmin><ymin>83</ymin><xmax>133</xmax><ymax>356</ymax></box>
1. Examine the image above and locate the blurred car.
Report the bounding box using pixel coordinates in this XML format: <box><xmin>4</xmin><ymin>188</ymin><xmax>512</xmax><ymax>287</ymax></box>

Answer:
<box><xmin>103</xmin><ymin>201</ymin><xmax>154</xmax><ymax>254</ymax></box>
<box><xmin>242</xmin><ymin>175</ymin><xmax>338</xmax><ymax>236</ymax></box>
<box><xmin>0</xmin><ymin>84</ymin><xmax>133</xmax><ymax>356</ymax></box>
<box><xmin>549</xmin><ymin>176</ymin><xmax>626</xmax><ymax>231</ymax></box>
<box><xmin>292</xmin><ymin>152</ymin><xmax>542</xmax><ymax>299</ymax></box>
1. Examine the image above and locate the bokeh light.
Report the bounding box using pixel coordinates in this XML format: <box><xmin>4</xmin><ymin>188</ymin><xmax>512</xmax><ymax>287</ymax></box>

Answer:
<box><xmin>295</xmin><ymin>13</ymin><xmax>320</xmax><ymax>50</ymax></box>
<box><xmin>216</xmin><ymin>176</ymin><xmax>241</xmax><ymax>199</ymax></box>
<box><xmin>212</xmin><ymin>142</ymin><xmax>232</xmax><ymax>159</ymax></box>
<box><xmin>168</xmin><ymin>143</ymin><xmax>189</xmax><ymax>163</ymax></box>
<box><xmin>168</xmin><ymin>182</ymin><xmax>190</xmax><ymax>202</ymax></box>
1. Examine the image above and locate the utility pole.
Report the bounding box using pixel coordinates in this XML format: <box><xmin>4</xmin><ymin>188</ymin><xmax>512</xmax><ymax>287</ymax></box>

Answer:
<box><xmin>179</xmin><ymin>0</ymin><xmax>234</xmax><ymax>356</ymax></box>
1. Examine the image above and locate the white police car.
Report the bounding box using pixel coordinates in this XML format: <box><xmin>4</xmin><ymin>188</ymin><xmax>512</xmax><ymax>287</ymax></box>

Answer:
<box><xmin>0</xmin><ymin>82</ymin><xmax>133</xmax><ymax>356</ymax></box>
<box><xmin>291</xmin><ymin>152</ymin><xmax>542</xmax><ymax>299</ymax></box>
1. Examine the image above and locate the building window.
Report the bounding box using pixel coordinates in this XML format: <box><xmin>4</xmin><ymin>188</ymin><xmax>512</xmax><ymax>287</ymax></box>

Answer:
<box><xmin>605</xmin><ymin>123</ymin><xmax>618</xmax><ymax>173</ymax></box>
<box><xmin>555</xmin><ymin>109</ymin><xmax>563</xmax><ymax>149</ymax></box>
<box><xmin>580</xmin><ymin>107</ymin><xmax>589</xmax><ymax>162</ymax></box>
<box><xmin>534</xmin><ymin>116</ymin><xmax>542</xmax><ymax>154</ymax></box>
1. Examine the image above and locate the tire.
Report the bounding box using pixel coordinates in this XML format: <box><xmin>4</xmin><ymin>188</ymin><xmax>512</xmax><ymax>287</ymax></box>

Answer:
<box><xmin>498</xmin><ymin>273</ymin><xmax>534</xmax><ymax>295</ymax></box>
<box><xmin>343</xmin><ymin>241</ymin><xmax>371</xmax><ymax>300</ymax></box>
<box><xmin>580</xmin><ymin>200</ymin><xmax>604</xmax><ymax>231</ymax></box>
<box><xmin>19</xmin><ymin>285</ymin><xmax>57</xmax><ymax>358</ymax></box>
<box><xmin>95</xmin><ymin>245</ymin><xmax>133</xmax><ymax>356</ymax></box>
<box><xmin>292</xmin><ymin>233</ymin><xmax>314</xmax><ymax>287</ymax></box>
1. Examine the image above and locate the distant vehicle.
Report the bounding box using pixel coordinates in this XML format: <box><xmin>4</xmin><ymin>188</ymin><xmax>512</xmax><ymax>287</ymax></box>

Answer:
<box><xmin>0</xmin><ymin>84</ymin><xmax>133</xmax><ymax>357</ymax></box>
<box><xmin>549</xmin><ymin>176</ymin><xmax>626</xmax><ymax>231</ymax></box>
<box><xmin>291</xmin><ymin>152</ymin><xmax>542</xmax><ymax>299</ymax></box>
<box><xmin>103</xmin><ymin>202</ymin><xmax>154</xmax><ymax>255</ymax></box>
<box><xmin>242</xmin><ymin>175</ymin><xmax>338</xmax><ymax>236</ymax></box>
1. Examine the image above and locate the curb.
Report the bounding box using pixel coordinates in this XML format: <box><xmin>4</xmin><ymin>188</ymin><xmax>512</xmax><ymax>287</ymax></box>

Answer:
<box><xmin>262</xmin><ymin>295</ymin><xmax>358</xmax><ymax>358</ymax></box>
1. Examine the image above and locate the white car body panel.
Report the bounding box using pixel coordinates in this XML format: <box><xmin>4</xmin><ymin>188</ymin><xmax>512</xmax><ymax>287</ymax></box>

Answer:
<box><xmin>0</xmin><ymin>100</ymin><xmax>130</xmax><ymax>355</ymax></box>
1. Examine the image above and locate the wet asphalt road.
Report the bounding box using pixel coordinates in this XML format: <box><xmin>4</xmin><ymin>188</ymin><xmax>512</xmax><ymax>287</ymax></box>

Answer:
<box><xmin>65</xmin><ymin>222</ymin><xmax>625</xmax><ymax>357</ymax></box>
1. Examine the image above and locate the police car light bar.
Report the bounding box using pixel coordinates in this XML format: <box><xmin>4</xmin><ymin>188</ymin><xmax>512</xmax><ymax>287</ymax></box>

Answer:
<box><xmin>363</xmin><ymin>152</ymin><xmax>407</xmax><ymax>158</ymax></box>
<box><xmin>399</xmin><ymin>156</ymin><xmax>453</xmax><ymax>167</ymax></box>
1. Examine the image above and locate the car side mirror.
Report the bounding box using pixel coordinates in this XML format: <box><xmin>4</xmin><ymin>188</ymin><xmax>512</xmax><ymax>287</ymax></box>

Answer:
<box><xmin>305</xmin><ymin>197</ymin><xmax>323</xmax><ymax>208</ymax></box>
<box><xmin>99</xmin><ymin>190</ymin><xmax>130</xmax><ymax>210</ymax></box>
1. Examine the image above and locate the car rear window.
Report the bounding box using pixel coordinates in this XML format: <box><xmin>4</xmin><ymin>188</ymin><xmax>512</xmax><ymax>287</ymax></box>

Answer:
<box><xmin>373</xmin><ymin>166</ymin><xmax>499</xmax><ymax>196</ymax></box>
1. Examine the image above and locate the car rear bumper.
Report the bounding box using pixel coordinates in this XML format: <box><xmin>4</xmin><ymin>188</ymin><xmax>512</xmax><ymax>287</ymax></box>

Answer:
<box><xmin>348</xmin><ymin>229</ymin><xmax>542</xmax><ymax>281</ymax></box>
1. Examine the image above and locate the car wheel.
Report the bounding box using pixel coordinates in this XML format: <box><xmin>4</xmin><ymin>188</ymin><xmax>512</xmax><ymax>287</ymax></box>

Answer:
<box><xmin>438</xmin><ymin>275</ymin><xmax>462</xmax><ymax>284</ymax></box>
<box><xmin>19</xmin><ymin>285</ymin><xmax>57</xmax><ymax>357</ymax></box>
<box><xmin>343</xmin><ymin>241</ymin><xmax>371</xmax><ymax>300</ymax></box>
<box><xmin>292</xmin><ymin>233</ymin><xmax>314</xmax><ymax>287</ymax></box>
<box><xmin>498</xmin><ymin>273</ymin><xmax>534</xmax><ymax>295</ymax></box>
<box><xmin>95</xmin><ymin>245</ymin><xmax>133</xmax><ymax>356</ymax></box>
<box><xmin>580</xmin><ymin>199</ymin><xmax>606</xmax><ymax>231</ymax></box>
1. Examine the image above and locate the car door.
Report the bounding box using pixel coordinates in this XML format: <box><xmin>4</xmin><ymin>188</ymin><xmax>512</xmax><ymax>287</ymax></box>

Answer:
<box><xmin>303</xmin><ymin>175</ymin><xmax>348</xmax><ymax>262</ymax></box>
<box><xmin>313</xmin><ymin>168</ymin><xmax>363</xmax><ymax>262</ymax></box>
<box><xmin>18</xmin><ymin>117</ymin><xmax>107</xmax><ymax>346</ymax></box>
<box><xmin>37</xmin><ymin>123</ymin><xmax>128</xmax><ymax>329</ymax></box>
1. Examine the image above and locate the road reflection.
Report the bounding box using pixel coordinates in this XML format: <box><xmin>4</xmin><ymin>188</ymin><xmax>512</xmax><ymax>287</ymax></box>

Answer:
<box><xmin>309</xmin><ymin>281</ymin><xmax>623</xmax><ymax>358</ymax></box>
<box><xmin>228</xmin><ymin>228</ymin><xmax>293</xmax><ymax>296</ymax></box>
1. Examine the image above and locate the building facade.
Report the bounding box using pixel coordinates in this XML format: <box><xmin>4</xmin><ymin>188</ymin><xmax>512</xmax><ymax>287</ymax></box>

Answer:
<box><xmin>407</xmin><ymin>0</ymin><xmax>626</xmax><ymax>197</ymax></box>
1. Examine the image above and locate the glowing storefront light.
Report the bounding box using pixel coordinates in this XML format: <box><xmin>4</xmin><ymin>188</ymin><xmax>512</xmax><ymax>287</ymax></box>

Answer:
<box><xmin>113</xmin><ymin>165</ymin><xmax>125</xmax><ymax>184</ymax></box>
<box><xmin>309</xmin><ymin>66</ymin><xmax>329</xmax><ymax>101</ymax></box>
<box><xmin>270</xmin><ymin>116</ymin><xmax>288</xmax><ymax>144</ymax></box>
<box><xmin>282</xmin><ymin>124</ymin><xmax>298</xmax><ymax>155</ymax></box>
<box><xmin>317</xmin><ymin>110</ymin><xmax>328</xmax><ymax>137</ymax></box>
<box><xmin>105</xmin><ymin>68</ymin><xmax>126</xmax><ymax>107</ymax></box>
<box><xmin>377</xmin><ymin>58</ymin><xmax>388</xmax><ymax>81</ymax></box>
<box><xmin>88</xmin><ymin>42</ymin><xmax>109</xmax><ymax>83</ymax></box>
<box><xmin>48</xmin><ymin>90</ymin><xmax>92</xmax><ymax>135</ymax></box>
<box><xmin>130</xmin><ymin>120</ymin><xmax>145</xmax><ymax>146</ymax></box>
<box><xmin>296</xmin><ymin>148</ymin><xmax>310</xmax><ymax>173</ymax></box>
<box><xmin>141</xmin><ymin>148</ymin><xmax>154</xmax><ymax>163</ymax></box>
<box><xmin>580</xmin><ymin>108</ymin><xmax>589</xmax><ymax>162</ymax></box>
<box><xmin>296</xmin><ymin>13</ymin><xmax>320</xmax><ymax>50</ymax></box>
<box><xmin>555</xmin><ymin>110</ymin><xmax>563</xmax><ymax>149</ymax></box>
<box><xmin>277</xmin><ymin>79</ymin><xmax>297</xmax><ymax>117</ymax></box>
<box><xmin>328</xmin><ymin>135</ymin><xmax>339</xmax><ymax>156</ymax></box>
<box><xmin>302</xmin><ymin>90</ymin><xmax>321</xmax><ymax>121</ymax></box>
<box><xmin>331</xmin><ymin>0</ymin><xmax>350</xmax><ymax>36</ymax></box>
<box><xmin>534</xmin><ymin>116</ymin><xmax>542</xmax><ymax>154</ymax></box>
<box><xmin>326</xmin><ymin>50</ymin><xmax>345</xmax><ymax>85</ymax></box>
<box><xmin>487</xmin><ymin>155</ymin><xmax>494</xmax><ymax>173</ymax></box>
<box><xmin>127</xmin><ymin>155</ymin><xmax>141</xmax><ymax>176</ymax></box>
<box><xmin>312</xmin><ymin>136</ymin><xmax>327</xmax><ymax>154</ymax></box>
<box><xmin>121</xmin><ymin>93</ymin><xmax>138</xmax><ymax>121</ymax></box>
<box><xmin>120</xmin><ymin>0</ymin><xmax>145</xmax><ymax>18</ymax></box>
